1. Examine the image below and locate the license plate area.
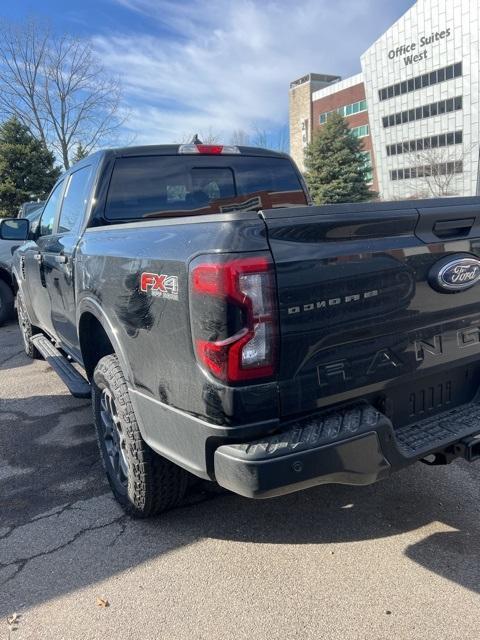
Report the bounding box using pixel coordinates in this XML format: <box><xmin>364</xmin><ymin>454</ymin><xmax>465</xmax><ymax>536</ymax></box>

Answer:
<box><xmin>378</xmin><ymin>364</ymin><xmax>480</xmax><ymax>428</ymax></box>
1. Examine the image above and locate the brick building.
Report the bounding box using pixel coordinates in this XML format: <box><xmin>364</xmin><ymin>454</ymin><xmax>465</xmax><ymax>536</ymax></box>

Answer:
<box><xmin>289</xmin><ymin>0</ymin><xmax>479</xmax><ymax>200</ymax></box>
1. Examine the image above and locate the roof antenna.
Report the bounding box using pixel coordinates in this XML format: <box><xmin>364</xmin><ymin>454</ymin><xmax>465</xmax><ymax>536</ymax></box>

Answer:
<box><xmin>191</xmin><ymin>134</ymin><xmax>202</xmax><ymax>144</ymax></box>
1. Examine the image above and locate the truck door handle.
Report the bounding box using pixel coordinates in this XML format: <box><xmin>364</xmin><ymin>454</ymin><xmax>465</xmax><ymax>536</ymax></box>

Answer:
<box><xmin>55</xmin><ymin>255</ymin><xmax>68</xmax><ymax>264</ymax></box>
<box><xmin>34</xmin><ymin>253</ymin><xmax>42</xmax><ymax>262</ymax></box>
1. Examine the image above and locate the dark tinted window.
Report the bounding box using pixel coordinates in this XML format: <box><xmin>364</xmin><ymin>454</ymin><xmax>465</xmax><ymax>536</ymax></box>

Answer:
<box><xmin>105</xmin><ymin>155</ymin><xmax>307</xmax><ymax>221</ymax></box>
<box><xmin>58</xmin><ymin>166</ymin><xmax>93</xmax><ymax>233</ymax></box>
<box><xmin>39</xmin><ymin>182</ymin><xmax>63</xmax><ymax>237</ymax></box>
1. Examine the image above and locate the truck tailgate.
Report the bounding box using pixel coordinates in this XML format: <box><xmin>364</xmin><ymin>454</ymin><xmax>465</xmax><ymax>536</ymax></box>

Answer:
<box><xmin>263</xmin><ymin>199</ymin><xmax>480</xmax><ymax>426</ymax></box>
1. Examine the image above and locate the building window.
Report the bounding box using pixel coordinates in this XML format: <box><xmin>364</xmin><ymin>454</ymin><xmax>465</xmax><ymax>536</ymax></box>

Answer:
<box><xmin>319</xmin><ymin>99</ymin><xmax>367</xmax><ymax>124</ymax></box>
<box><xmin>351</xmin><ymin>124</ymin><xmax>369</xmax><ymax>138</ymax></box>
<box><xmin>378</xmin><ymin>62</ymin><xmax>463</xmax><ymax>101</ymax></box>
<box><xmin>382</xmin><ymin>96</ymin><xmax>462</xmax><ymax>128</ymax></box>
<box><xmin>390</xmin><ymin>161</ymin><xmax>463</xmax><ymax>181</ymax></box>
<box><xmin>386</xmin><ymin>131</ymin><xmax>463</xmax><ymax>156</ymax></box>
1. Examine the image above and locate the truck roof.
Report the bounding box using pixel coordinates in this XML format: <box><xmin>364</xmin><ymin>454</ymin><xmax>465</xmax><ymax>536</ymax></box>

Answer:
<box><xmin>93</xmin><ymin>144</ymin><xmax>291</xmax><ymax>160</ymax></box>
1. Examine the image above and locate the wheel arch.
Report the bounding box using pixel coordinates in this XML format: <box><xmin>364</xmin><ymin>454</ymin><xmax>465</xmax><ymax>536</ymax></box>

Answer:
<box><xmin>77</xmin><ymin>298</ymin><xmax>134</xmax><ymax>384</ymax></box>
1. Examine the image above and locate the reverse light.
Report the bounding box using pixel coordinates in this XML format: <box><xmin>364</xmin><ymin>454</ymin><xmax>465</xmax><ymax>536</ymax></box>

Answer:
<box><xmin>189</xmin><ymin>256</ymin><xmax>278</xmax><ymax>383</ymax></box>
<box><xmin>178</xmin><ymin>144</ymin><xmax>241</xmax><ymax>155</ymax></box>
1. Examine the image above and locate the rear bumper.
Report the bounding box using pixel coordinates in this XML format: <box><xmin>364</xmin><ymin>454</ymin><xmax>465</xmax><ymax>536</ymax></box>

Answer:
<box><xmin>215</xmin><ymin>431</ymin><xmax>390</xmax><ymax>498</ymax></box>
<box><xmin>213</xmin><ymin>401</ymin><xmax>480</xmax><ymax>498</ymax></box>
<box><xmin>214</xmin><ymin>403</ymin><xmax>391</xmax><ymax>498</ymax></box>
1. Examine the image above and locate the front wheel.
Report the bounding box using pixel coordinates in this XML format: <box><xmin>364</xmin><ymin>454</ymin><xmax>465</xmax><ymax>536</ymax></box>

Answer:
<box><xmin>0</xmin><ymin>280</ymin><xmax>14</xmax><ymax>326</ymax></box>
<box><xmin>92</xmin><ymin>354</ymin><xmax>188</xmax><ymax>518</ymax></box>
<box><xmin>16</xmin><ymin>290</ymin><xmax>41</xmax><ymax>359</ymax></box>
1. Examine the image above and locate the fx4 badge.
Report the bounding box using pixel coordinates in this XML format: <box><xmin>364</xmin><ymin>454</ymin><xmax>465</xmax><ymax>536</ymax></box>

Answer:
<box><xmin>140</xmin><ymin>272</ymin><xmax>179</xmax><ymax>300</ymax></box>
<box><xmin>428</xmin><ymin>254</ymin><xmax>480</xmax><ymax>293</ymax></box>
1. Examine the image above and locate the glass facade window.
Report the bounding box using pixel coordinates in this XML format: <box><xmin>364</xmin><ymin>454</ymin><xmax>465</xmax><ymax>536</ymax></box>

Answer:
<box><xmin>386</xmin><ymin>131</ymin><xmax>463</xmax><ymax>156</ymax></box>
<box><xmin>390</xmin><ymin>161</ymin><xmax>463</xmax><ymax>181</ymax></box>
<box><xmin>382</xmin><ymin>96</ymin><xmax>463</xmax><ymax>128</ymax></box>
<box><xmin>378</xmin><ymin>62</ymin><xmax>463</xmax><ymax>101</ymax></box>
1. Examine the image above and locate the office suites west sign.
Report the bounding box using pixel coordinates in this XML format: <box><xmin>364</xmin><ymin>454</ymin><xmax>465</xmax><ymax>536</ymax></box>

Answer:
<box><xmin>388</xmin><ymin>28</ymin><xmax>452</xmax><ymax>66</ymax></box>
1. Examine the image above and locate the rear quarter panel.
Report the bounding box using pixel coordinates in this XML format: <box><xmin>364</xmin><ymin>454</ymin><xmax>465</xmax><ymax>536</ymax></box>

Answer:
<box><xmin>76</xmin><ymin>214</ymin><xmax>279</xmax><ymax>426</ymax></box>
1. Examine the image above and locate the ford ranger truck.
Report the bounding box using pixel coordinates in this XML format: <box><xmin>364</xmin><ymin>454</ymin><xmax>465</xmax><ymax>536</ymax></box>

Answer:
<box><xmin>2</xmin><ymin>143</ymin><xmax>480</xmax><ymax>518</ymax></box>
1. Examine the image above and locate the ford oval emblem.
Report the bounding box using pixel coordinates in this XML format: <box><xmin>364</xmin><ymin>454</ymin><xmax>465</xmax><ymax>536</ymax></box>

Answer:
<box><xmin>429</xmin><ymin>254</ymin><xmax>480</xmax><ymax>293</ymax></box>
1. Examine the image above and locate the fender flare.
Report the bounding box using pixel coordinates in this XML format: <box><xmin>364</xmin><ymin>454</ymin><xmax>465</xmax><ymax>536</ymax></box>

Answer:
<box><xmin>76</xmin><ymin>297</ymin><xmax>135</xmax><ymax>385</ymax></box>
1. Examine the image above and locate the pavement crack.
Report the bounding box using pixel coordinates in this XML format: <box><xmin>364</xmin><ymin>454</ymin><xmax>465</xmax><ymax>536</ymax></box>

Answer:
<box><xmin>0</xmin><ymin>527</ymin><xmax>13</xmax><ymax>540</ymax></box>
<box><xmin>107</xmin><ymin>520</ymin><xmax>128</xmax><ymax>547</ymax></box>
<box><xmin>0</xmin><ymin>514</ymin><xmax>127</xmax><ymax>587</ymax></box>
<box><xmin>0</xmin><ymin>504</ymin><xmax>74</xmax><ymax>543</ymax></box>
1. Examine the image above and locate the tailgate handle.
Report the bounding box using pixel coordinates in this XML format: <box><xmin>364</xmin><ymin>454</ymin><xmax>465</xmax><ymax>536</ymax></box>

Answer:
<box><xmin>433</xmin><ymin>218</ymin><xmax>474</xmax><ymax>238</ymax></box>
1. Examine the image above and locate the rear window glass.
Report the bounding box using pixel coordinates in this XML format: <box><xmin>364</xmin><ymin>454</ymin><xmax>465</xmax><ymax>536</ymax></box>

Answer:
<box><xmin>104</xmin><ymin>155</ymin><xmax>307</xmax><ymax>221</ymax></box>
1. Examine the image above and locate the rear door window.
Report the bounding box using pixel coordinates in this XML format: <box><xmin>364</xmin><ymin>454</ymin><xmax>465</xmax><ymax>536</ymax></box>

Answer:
<box><xmin>104</xmin><ymin>155</ymin><xmax>307</xmax><ymax>221</ymax></box>
<box><xmin>57</xmin><ymin>165</ymin><xmax>93</xmax><ymax>234</ymax></box>
<box><xmin>39</xmin><ymin>182</ymin><xmax>64</xmax><ymax>237</ymax></box>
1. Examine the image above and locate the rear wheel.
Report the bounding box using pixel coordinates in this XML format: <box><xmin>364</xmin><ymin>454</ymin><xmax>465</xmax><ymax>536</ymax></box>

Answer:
<box><xmin>0</xmin><ymin>280</ymin><xmax>14</xmax><ymax>326</ymax></box>
<box><xmin>92</xmin><ymin>354</ymin><xmax>188</xmax><ymax>517</ymax></box>
<box><xmin>16</xmin><ymin>290</ymin><xmax>41</xmax><ymax>359</ymax></box>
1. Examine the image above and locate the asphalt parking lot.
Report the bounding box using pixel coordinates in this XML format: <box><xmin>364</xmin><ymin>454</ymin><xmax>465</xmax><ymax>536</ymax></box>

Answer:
<box><xmin>1</xmin><ymin>320</ymin><xmax>480</xmax><ymax>640</ymax></box>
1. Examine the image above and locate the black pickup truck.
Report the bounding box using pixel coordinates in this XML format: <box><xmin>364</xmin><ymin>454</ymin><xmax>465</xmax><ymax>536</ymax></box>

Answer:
<box><xmin>2</xmin><ymin>143</ymin><xmax>480</xmax><ymax>518</ymax></box>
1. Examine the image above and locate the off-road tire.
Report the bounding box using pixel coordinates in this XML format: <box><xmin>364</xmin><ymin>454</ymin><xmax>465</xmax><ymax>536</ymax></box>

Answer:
<box><xmin>16</xmin><ymin>290</ymin><xmax>41</xmax><ymax>358</ymax></box>
<box><xmin>92</xmin><ymin>354</ymin><xmax>188</xmax><ymax>518</ymax></box>
<box><xmin>0</xmin><ymin>280</ymin><xmax>14</xmax><ymax>326</ymax></box>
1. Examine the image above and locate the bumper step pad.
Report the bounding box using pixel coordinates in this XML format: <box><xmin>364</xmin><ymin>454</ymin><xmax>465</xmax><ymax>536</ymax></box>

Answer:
<box><xmin>214</xmin><ymin>403</ymin><xmax>392</xmax><ymax>498</ymax></box>
<box><xmin>30</xmin><ymin>335</ymin><xmax>91</xmax><ymax>399</ymax></box>
<box><xmin>229</xmin><ymin>403</ymin><xmax>383</xmax><ymax>461</ymax></box>
<box><xmin>394</xmin><ymin>402</ymin><xmax>480</xmax><ymax>458</ymax></box>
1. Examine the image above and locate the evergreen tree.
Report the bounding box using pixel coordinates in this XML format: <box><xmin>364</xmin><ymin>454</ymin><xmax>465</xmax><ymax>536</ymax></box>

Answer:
<box><xmin>305</xmin><ymin>112</ymin><xmax>375</xmax><ymax>204</ymax></box>
<box><xmin>0</xmin><ymin>117</ymin><xmax>60</xmax><ymax>217</ymax></box>
<box><xmin>71</xmin><ymin>143</ymin><xmax>89</xmax><ymax>164</ymax></box>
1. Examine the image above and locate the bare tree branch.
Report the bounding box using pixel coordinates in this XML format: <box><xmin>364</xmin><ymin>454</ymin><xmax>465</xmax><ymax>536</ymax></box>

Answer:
<box><xmin>0</xmin><ymin>18</ymin><xmax>128</xmax><ymax>169</ymax></box>
<box><xmin>403</xmin><ymin>145</ymin><xmax>467</xmax><ymax>197</ymax></box>
<box><xmin>230</xmin><ymin>129</ymin><xmax>250</xmax><ymax>146</ymax></box>
<box><xmin>175</xmin><ymin>128</ymin><xmax>223</xmax><ymax>144</ymax></box>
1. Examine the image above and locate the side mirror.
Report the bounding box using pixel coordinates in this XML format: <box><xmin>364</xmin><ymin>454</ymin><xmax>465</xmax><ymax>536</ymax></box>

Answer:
<box><xmin>0</xmin><ymin>218</ymin><xmax>30</xmax><ymax>241</ymax></box>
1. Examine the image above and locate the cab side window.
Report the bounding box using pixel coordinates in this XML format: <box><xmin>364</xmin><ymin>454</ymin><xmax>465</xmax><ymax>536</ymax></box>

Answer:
<box><xmin>39</xmin><ymin>182</ymin><xmax>64</xmax><ymax>237</ymax></box>
<box><xmin>58</xmin><ymin>166</ymin><xmax>93</xmax><ymax>234</ymax></box>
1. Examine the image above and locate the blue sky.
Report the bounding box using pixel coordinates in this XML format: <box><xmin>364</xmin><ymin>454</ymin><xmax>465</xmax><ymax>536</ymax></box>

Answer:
<box><xmin>2</xmin><ymin>0</ymin><xmax>414</xmax><ymax>147</ymax></box>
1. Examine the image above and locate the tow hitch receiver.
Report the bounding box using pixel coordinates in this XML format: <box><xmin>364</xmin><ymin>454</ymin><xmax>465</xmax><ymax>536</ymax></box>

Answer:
<box><xmin>457</xmin><ymin>434</ymin><xmax>480</xmax><ymax>462</ymax></box>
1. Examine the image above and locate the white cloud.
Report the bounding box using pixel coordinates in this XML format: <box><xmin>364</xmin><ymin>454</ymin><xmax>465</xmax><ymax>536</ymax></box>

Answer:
<box><xmin>94</xmin><ymin>0</ymin><xmax>411</xmax><ymax>145</ymax></box>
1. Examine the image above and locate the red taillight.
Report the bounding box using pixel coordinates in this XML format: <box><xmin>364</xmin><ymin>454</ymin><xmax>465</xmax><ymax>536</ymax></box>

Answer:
<box><xmin>189</xmin><ymin>256</ymin><xmax>277</xmax><ymax>383</ymax></box>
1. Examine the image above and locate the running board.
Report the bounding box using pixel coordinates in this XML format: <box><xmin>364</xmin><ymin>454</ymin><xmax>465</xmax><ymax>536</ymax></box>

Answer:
<box><xmin>30</xmin><ymin>335</ymin><xmax>91</xmax><ymax>399</ymax></box>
